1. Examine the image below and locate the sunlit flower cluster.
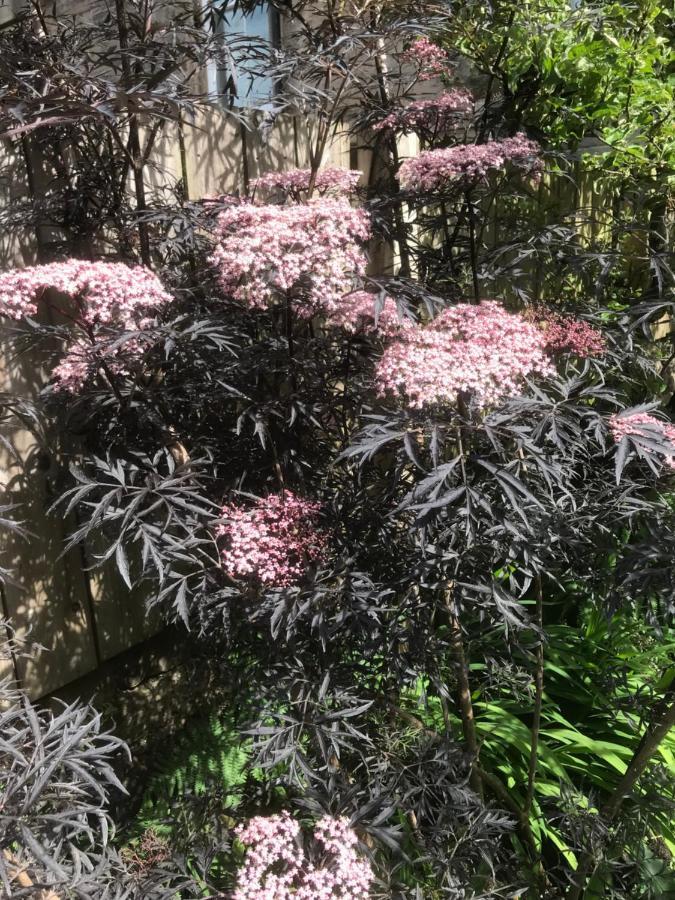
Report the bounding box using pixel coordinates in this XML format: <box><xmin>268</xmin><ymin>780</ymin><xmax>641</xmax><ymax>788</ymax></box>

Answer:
<box><xmin>531</xmin><ymin>309</ymin><xmax>606</xmax><ymax>357</ymax></box>
<box><xmin>375</xmin><ymin>300</ymin><xmax>553</xmax><ymax>410</ymax></box>
<box><xmin>251</xmin><ymin>166</ymin><xmax>361</xmax><ymax>200</ymax></box>
<box><xmin>218</xmin><ymin>491</ymin><xmax>328</xmax><ymax>587</ymax></box>
<box><xmin>374</xmin><ymin>90</ymin><xmax>473</xmax><ymax>135</ymax></box>
<box><xmin>0</xmin><ymin>260</ymin><xmax>170</xmax><ymax>394</ymax></box>
<box><xmin>233</xmin><ymin>812</ymin><xmax>373</xmax><ymax>899</ymax></box>
<box><xmin>210</xmin><ymin>199</ymin><xmax>371</xmax><ymax>318</ymax></box>
<box><xmin>327</xmin><ymin>290</ymin><xmax>408</xmax><ymax>337</ymax></box>
<box><xmin>609</xmin><ymin>412</ymin><xmax>675</xmax><ymax>469</ymax></box>
<box><xmin>0</xmin><ymin>260</ymin><xmax>172</xmax><ymax>327</ymax></box>
<box><xmin>402</xmin><ymin>36</ymin><xmax>451</xmax><ymax>80</ymax></box>
<box><xmin>398</xmin><ymin>134</ymin><xmax>543</xmax><ymax>191</ymax></box>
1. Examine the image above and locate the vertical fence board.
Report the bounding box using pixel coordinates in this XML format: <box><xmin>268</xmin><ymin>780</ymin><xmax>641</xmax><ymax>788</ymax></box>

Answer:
<box><xmin>0</xmin><ymin>343</ymin><xmax>100</xmax><ymax>698</ymax></box>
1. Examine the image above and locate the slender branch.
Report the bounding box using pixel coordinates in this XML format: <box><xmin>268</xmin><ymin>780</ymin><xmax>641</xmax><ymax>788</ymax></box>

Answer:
<box><xmin>285</xmin><ymin>292</ymin><xmax>295</xmax><ymax>362</ymax></box>
<box><xmin>475</xmin><ymin>767</ymin><xmax>536</xmax><ymax>854</ymax></box>
<box><xmin>373</xmin><ymin>36</ymin><xmax>411</xmax><ymax>277</ymax></box>
<box><xmin>28</xmin><ymin>0</ymin><xmax>49</xmax><ymax>34</ymax></box>
<box><xmin>20</xmin><ymin>135</ymin><xmax>47</xmax><ymax>261</ymax></box>
<box><xmin>445</xmin><ymin>586</ymin><xmax>482</xmax><ymax>798</ymax></box>
<box><xmin>114</xmin><ymin>0</ymin><xmax>151</xmax><ymax>266</ymax></box>
<box><xmin>307</xmin><ymin>72</ymin><xmax>348</xmax><ymax>199</ymax></box>
<box><xmin>478</xmin><ymin>8</ymin><xmax>517</xmax><ymax>142</ymax></box>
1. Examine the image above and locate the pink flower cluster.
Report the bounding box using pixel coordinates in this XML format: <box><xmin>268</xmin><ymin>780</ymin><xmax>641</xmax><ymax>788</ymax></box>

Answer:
<box><xmin>609</xmin><ymin>412</ymin><xmax>675</xmax><ymax>469</ymax></box>
<box><xmin>374</xmin><ymin>90</ymin><xmax>474</xmax><ymax>135</ymax></box>
<box><xmin>402</xmin><ymin>37</ymin><xmax>450</xmax><ymax>80</ymax></box>
<box><xmin>218</xmin><ymin>491</ymin><xmax>328</xmax><ymax>588</ymax></box>
<box><xmin>532</xmin><ymin>309</ymin><xmax>606</xmax><ymax>357</ymax></box>
<box><xmin>0</xmin><ymin>260</ymin><xmax>170</xmax><ymax>394</ymax></box>
<box><xmin>375</xmin><ymin>300</ymin><xmax>553</xmax><ymax>410</ymax></box>
<box><xmin>252</xmin><ymin>167</ymin><xmax>361</xmax><ymax>199</ymax></box>
<box><xmin>51</xmin><ymin>339</ymin><xmax>102</xmax><ymax>393</ymax></box>
<box><xmin>327</xmin><ymin>290</ymin><xmax>407</xmax><ymax>337</ymax></box>
<box><xmin>234</xmin><ymin>812</ymin><xmax>373</xmax><ymax>899</ymax></box>
<box><xmin>0</xmin><ymin>260</ymin><xmax>172</xmax><ymax>328</ymax></box>
<box><xmin>209</xmin><ymin>199</ymin><xmax>371</xmax><ymax>318</ymax></box>
<box><xmin>398</xmin><ymin>134</ymin><xmax>543</xmax><ymax>191</ymax></box>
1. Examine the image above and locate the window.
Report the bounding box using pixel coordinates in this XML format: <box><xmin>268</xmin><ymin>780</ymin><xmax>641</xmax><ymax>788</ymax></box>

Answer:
<box><xmin>215</xmin><ymin>3</ymin><xmax>280</xmax><ymax>108</ymax></box>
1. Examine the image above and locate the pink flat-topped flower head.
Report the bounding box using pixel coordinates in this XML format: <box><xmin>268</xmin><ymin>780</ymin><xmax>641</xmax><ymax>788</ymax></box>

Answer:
<box><xmin>0</xmin><ymin>260</ymin><xmax>172</xmax><ymax>394</ymax></box>
<box><xmin>233</xmin><ymin>813</ymin><xmax>373</xmax><ymax>899</ymax></box>
<box><xmin>609</xmin><ymin>412</ymin><xmax>675</xmax><ymax>469</ymax></box>
<box><xmin>528</xmin><ymin>308</ymin><xmax>606</xmax><ymax>357</ymax></box>
<box><xmin>375</xmin><ymin>300</ymin><xmax>553</xmax><ymax>410</ymax></box>
<box><xmin>0</xmin><ymin>259</ymin><xmax>172</xmax><ymax>328</ymax></box>
<box><xmin>398</xmin><ymin>135</ymin><xmax>543</xmax><ymax>191</ymax></box>
<box><xmin>252</xmin><ymin>166</ymin><xmax>361</xmax><ymax>200</ymax></box>
<box><xmin>209</xmin><ymin>198</ymin><xmax>371</xmax><ymax>318</ymax></box>
<box><xmin>402</xmin><ymin>37</ymin><xmax>451</xmax><ymax>81</ymax></box>
<box><xmin>374</xmin><ymin>90</ymin><xmax>474</xmax><ymax>136</ymax></box>
<box><xmin>326</xmin><ymin>290</ymin><xmax>410</xmax><ymax>337</ymax></box>
<box><xmin>218</xmin><ymin>491</ymin><xmax>328</xmax><ymax>588</ymax></box>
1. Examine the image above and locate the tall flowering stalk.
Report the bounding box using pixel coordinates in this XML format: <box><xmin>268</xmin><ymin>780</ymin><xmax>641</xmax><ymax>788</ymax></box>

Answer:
<box><xmin>0</xmin><ymin>260</ymin><xmax>171</xmax><ymax>327</ymax></box>
<box><xmin>0</xmin><ymin>260</ymin><xmax>172</xmax><ymax>392</ymax></box>
<box><xmin>251</xmin><ymin>166</ymin><xmax>362</xmax><ymax>201</ymax></box>
<box><xmin>402</xmin><ymin>36</ymin><xmax>451</xmax><ymax>81</ymax></box>
<box><xmin>373</xmin><ymin>90</ymin><xmax>474</xmax><ymax>138</ymax></box>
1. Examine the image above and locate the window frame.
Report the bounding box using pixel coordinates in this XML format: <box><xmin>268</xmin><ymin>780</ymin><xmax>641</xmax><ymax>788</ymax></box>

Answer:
<box><xmin>208</xmin><ymin>1</ymin><xmax>282</xmax><ymax>110</ymax></box>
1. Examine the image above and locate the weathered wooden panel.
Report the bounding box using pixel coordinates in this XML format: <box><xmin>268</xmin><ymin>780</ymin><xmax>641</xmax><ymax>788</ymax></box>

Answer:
<box><xmin>182</xmin><ymin>108</ymin><xmax>248</xmax><ymax>198</ymax></box>
<box><xmin>0</xmin><ymin>341</ymin><xmax>100</xmax><ymax>698</ymax></box>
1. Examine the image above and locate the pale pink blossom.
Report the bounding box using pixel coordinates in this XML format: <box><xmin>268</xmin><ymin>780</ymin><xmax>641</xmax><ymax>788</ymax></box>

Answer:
<box><xmin>374</xmin><ymin>90</ymin><xmax>474</xmax><ymax>135</ymax></box>
<box><xmin>0</xmin><ymin>260</ymin><xmax>171</xmax><ymax>394</ymax></box>
<box><xmin>375</xmin><ymin>300</ymin><xmax>553</xmax><ymax>410</ymax></box>
<box><xmin>398</xmin><ymin>135</ymin><xmax>543</xmax><ymax>191</ymax></box>
<box><xmin>609</xmin><ymin>412</ymin><xmax>675</xmax><ymax>469</ymax></box>
<box><xmin>252</xmin><ymin>167</ymin><xmax>361</xmax><ymax>200</ymax></box>
<box><xmin>233</xmin><ymin>813</ymin><xmax>373</xmax><ymax>899</ymax></box>
<box><xmin>0</xmin><ymin>260</ymin><xmax>172</xmax><ymax>328</ymax></box>
<box><xmin>402</xmin><ymin>37</ymin><xmax>450</xmax><ymax>81</ymax></box>
<box><xmin>326</xmin><ymin>290</ymin><xmax>409</xmax><ymax>337</ymax></box>
<box><xmin>50</xmin><ymin>341</ymin><xmax>94</xmax><ymax>393</ymax></box>
<box><xmin>209</xmin><ymin>199</ymin><xmax>371</xmax><ymax>318</ymax></box>
<box><xmin>218</xmin><ymin>491</ymin><xmax>328</xmax><ymax>588</ymax></box>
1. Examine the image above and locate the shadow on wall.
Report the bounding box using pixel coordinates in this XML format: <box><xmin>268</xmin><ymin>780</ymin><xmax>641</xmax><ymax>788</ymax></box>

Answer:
<box><xmin>0</xmin><ymin>313</ymin><xmax>99</xmax><ymax>697</ymax></box>
<box><xmin>0</xmin><ymin>310</ymin><xmax>161</xmax><ymax>699</ymax></box>
<box><xmin>179</xmin><ymin>106</ymin><xmax>308</xmax><ymax>198</ymax></box>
